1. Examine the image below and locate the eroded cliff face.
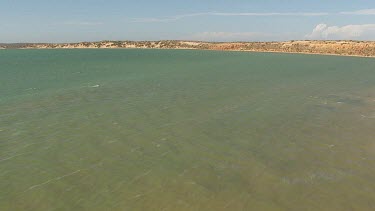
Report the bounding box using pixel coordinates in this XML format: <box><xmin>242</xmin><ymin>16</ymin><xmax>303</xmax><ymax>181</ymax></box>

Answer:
<box><xmin>2</xmin><ymin>40</ymin><xmax>375</xmax><ymax>57</ymax></box>
<box><xmin>206</xmin><ymin>41</ymin><xmax>375</xmax><ymax>57</ymax></box>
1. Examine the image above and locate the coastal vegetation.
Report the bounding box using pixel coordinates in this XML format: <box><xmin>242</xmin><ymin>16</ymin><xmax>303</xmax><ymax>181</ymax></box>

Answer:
<box><xmin>1</xmin><ymin>40</ymin><xmax>375</xmax><ymax>57</ymax></box>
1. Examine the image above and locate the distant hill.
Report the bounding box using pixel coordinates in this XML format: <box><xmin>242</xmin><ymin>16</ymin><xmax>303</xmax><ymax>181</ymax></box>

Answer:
<box><xmin>1</xmin><ymin>43</ymin><xmax>38</xmax><ymax>49</ymax></box>
<box><xmin>1</xmin><ymin>40</ymin><xmax>375</xmax><ymax>57</ymax></box>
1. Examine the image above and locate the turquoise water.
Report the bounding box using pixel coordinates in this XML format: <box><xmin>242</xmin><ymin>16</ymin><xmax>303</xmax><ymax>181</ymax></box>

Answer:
<box><xmin>1</xmin><ymin>49</ymin><xmax>375</xmax><ymax>210</ymax></box>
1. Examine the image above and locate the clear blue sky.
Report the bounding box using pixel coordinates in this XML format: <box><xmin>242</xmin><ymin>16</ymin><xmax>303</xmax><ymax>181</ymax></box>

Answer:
<box><xmin>1</xmin><ymin>0</ymin><xmax>375</xmax><ymax>43</ymax></box>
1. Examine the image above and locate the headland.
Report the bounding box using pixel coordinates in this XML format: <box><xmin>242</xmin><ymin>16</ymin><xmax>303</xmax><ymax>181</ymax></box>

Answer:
<box><xmin>1</xmin><ymin>40</ymin><xmax>375</xmax><ymax>58</ymax></box>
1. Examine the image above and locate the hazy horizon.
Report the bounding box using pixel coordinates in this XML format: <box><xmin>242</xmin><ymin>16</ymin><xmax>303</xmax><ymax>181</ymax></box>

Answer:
<box><xmin>2</xmin><ymin>39</ymin><xmax>375</xmax><ymax>45</ymax></box>
<box><xmin>1</xmin><ymin>0</ymin><xmax>375</xmax><ymax>43</ymax></box>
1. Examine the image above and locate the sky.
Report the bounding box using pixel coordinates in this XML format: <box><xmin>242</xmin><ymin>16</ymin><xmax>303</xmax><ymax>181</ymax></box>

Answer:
<box><xmin>1</xmin><ymin>0</ymin><xmax>375</xmax><ymax>43</ymax></box>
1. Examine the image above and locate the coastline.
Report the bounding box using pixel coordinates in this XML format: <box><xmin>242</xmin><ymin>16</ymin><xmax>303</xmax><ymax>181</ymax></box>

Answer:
<box><xmin>14</xmin><ymin>47</ymin><xmax>375</xmax><ymax>59</ymax></box>
<box><xmin>1</xmin><ymin>40</ymin><xmax>375</xmax><ymax>58</ymax></box>
<box><xmin>223</xmin><ymin>49</ymin><xmax>375</xmax><ymax>58</ymax></box>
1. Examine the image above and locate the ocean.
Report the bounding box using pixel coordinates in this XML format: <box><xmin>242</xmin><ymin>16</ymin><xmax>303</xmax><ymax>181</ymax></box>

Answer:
<box><xmin>1</xmin><ymin>49</ymin><xmax>375</xmax><ymax>210</ymax></box>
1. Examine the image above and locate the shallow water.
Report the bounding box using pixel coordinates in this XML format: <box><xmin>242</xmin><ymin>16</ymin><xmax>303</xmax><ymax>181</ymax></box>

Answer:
<box><xmin>0</xmin><ymin>49</ymin><xmax>375</xmax><ymax>210</ymax></box>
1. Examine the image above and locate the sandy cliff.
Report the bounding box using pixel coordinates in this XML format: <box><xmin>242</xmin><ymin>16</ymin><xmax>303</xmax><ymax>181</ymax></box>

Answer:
<box><xmin>206</xmin><ymin>41</ymin><xmax>375</xmax><ymax>57</ymax></box>
<box><xmin>2</xmin><ymin>40</ymin><xmax>375</xmax><ymax>57</ymax></box>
